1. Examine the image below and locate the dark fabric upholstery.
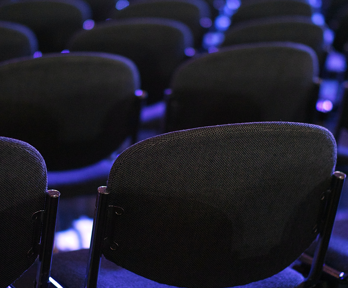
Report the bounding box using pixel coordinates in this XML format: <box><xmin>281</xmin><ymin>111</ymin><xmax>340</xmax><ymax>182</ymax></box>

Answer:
<box><xmin>0</xmin><ymin>137</ymin><xmax>47</xmax><ymax>287</ymax></box>
<box><xmin>165</xmin><ymin>42</ymin><xmax>318</xmax><ymax>132</ymax></box>
<box><xmin>83</xmin><ymin>0</ymin><xmax>116</xmax><ymax>21</ymax></box>
<box><xmin>0</xmin><ymin>0</ymin><xmax>91</xmax><ymax>52</ymax></box>
<box><xmin>0</xmin><ymin>52</ymin><xmax>141</xmax><ymax>170</ymax></box>
<box><xmin>98</xmin><ymin>122</ymin><xmax>336</xmax><ymax>287</ymax></box>
<box><xmin>222</xmin><ymin>17</ymin><xmax>325</xmax><ymax>65</ymax></box>
<box><xmin>109</xmin><ymin>0</ymin><xmax>211</xmax><ymax>48</ymax></box>
<box><xmin>68</xmin><ymin>18</ymin><xmax>193</xmax><ymax>104</ymax></box>
<box><xmin>232</xmin><ymin>0</ymin><xmax>313</xmax><ymax>25</ymax></box>
<box><xmin>51</xmin><ymin>249</ymin><xmax>304</xmax><ymax>287</ymax></box>
<box><xmin>0</xmin><ymin>20</ymin><xmax>38</xmax><ymax>62</ymax></box>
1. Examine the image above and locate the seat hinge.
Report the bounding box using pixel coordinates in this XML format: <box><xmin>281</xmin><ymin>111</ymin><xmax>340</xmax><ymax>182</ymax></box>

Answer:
<box><xmin>105</xmin><ymin>205</ymin><xmax>124</xmax><ymax>250</ymax></box>
<box><xmin>27</xmin><ymin>210</ymin><xmax>45</xmax><ymax>258</ymax></box>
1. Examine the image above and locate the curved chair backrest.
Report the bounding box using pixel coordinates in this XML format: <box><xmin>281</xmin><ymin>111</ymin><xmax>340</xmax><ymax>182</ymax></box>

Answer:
<box><xmin>0</xmin><ymin>52</ymin><xmax>141</xmax><ymax>170</ymax></box>
<box><xmin>0</xmin><ymin>0</ymin><xmax>92</xmax><ymax>52</ymax></box>
<box><xmin>222</xmin><ymin>17</ymin><xmax>325</xmax><ymax>65</ymax></box>
<box><xmin>100</xmin><ymin>122</ymin><xmax>337</xmax><ymax>287</ymax></box>
<box><xmin>0</xmin><ymin>20</ymin><xmax>38</xmax><ymax>62</ymax></box>
<box><xmin>232</xmin><ymin>0</ymin><xmax>313</xmax><ymax>25</ymax></box>
<box><xmin>110</xmin><ymin>0</ymin><xmax>211</xmax><ymax>48</ymax></box>
<box><xmin>83</xmin><ymin>0</ymin><xmax>116</xmax><ymax>21</ymax></box>
<box><xmin>68</xmin><ymin>18</ymin><xmax>193</xmax><ymax>104</ymax></box>
<box><xmin>0</xmin><ymin>137</ymin><xmax>47</xmax><ymax>286</ymax></box>
<box><xmin>165</xmin><ymin>42</ymin><xmax>319</xmax><ymax>132</ymax></box>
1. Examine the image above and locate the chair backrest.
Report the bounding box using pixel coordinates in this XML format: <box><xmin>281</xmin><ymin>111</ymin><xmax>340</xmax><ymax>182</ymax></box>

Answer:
<box><xmin>232</xmin><ymin>0</ymin><xmax>313</xmax><ymax>25</ymax></box>
<box><xmin>165</xmin><ymin>42</ymin><xmax>319</xmax><ymax>132</ymax></box>
<box><xmin>0</xmin><ymin>20</ymin><xmax>38</xmax><ymax>62</ymax></box>
<box><xmin>0</xmin><ymin>136</ymin><xmax>59</xmax><ymax>287</ymax></box>
<box><xmin>0</xmin><ymin>0</ymin><xmax>92</xmax><ymax>52</ymax></box>
<box><xmin>109</xmin><ymin>0</ymin><xmax>211</xmax><ymax>48</ymax></box>
<box><xmin>97</xmin><ymin>122</ymin><xmax>337</xmax><ymax>287</ymax></box>
<box><xmin>83</xmin><ymin>0</ymin><xmax>116</xmax><ymax>21</ymax></box>
<box><xmin>0</xmin><ymin>52</ymin><xmax>141</xmax><ymax>170</ymax></box>
<box><xmin>68</xmin><ymin>18</ymin><xmax>193</xmax><ymax>104</ymax></box>
<box><xmin>221</xmin><ymin>16</ymin><xmax>325</xmax><ymax>65</ymax></box>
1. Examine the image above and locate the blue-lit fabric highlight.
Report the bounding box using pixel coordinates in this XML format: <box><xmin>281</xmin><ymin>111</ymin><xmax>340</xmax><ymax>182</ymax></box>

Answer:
<box><xmin>83</xmin><ymin>19</ymin><xmax>95</xmax><ymax>30</ymax></box>
<box><xmin>141</xmin><ymin>101</ymin><xmax>166</xmax><ymax>122</ymax></box>
<box><xmin>200</xmin><ymin>17</ymin><xmax>213</xmax><ymax>28</ymax></box>
<box><xmin>204</xmin><ymin>32</ymin><xmax>225</xmax><ymax>47</ymax></box>
<box><xmin>33</xmin><ymin>51</ymin><xmax>42</xmax><ymax>58</ymax></box>
<box><xmin>116</xmin><ymin>0</ymin><xmax>129</xmax><ymax>10</ymax></box>
<box><xmin>226</xmin><ymin>0</ymin><xmax>240</xmax><ymax>11</ymax></box>
<box><xmin>215</xmin><ymin>15</ymin><xmax>231</xmax><ymax>31</ymax></box>
<box><xmin>48</xmin><ymin>157</ymin><xmax>116</xmax><ymax>186</ymax></box>
<box><xmin>185</xmin><ymin>47</ymin><xmax>196</xmax><ymax>57</ymax></box>
<box><xmin>312</xmin><ymin>13</ymin><xmax>325</xmax><ymax>25</ymax></box>
<box><xmin>326</xmin><ymin>52</ymin><xmax>347</xmax><ymax>73</ymax></box>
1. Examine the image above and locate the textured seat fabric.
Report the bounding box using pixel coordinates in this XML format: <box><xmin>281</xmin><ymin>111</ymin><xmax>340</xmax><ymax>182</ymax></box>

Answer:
<box><xmin>0</xmin><ymin>20</ymin><xmax>38</xmax><ymax>62</ymax></box>
<box><xmin>51</xmin><ymin>249</ymin><xmax>305</xmax><ymax>287</ymax></box>
<box><xmin>165</xmin><ymin>42</ymin><xmax>319</xmax><ymax>132</ymax></box>
<box><xmin>0</xmin><ymin>137</ymin><xmax>47</xmax><ymax>287</ymax></box>
<box><xmin>109</xmin><ymin>0</ymin><xmax>211</xmax><ymax>48</ymax></box>
<box><xmin>0</xmin><ymin>52</ymin><xmax>141</xmax><ymax>196</ymax></box>
<box><xmin>51</xmin><ymin>122</ymin><xmax>337</xmax><ymax>287</ymax></box>
<box><xmin>0</xmin><ymin>0</ymin><xmax>92</xmax><ymax>52</ymax></box>
<box><xmin>231</xmin><ymin>0</ymin><xmax>313</xmax><ymax>25</ymax></box>
<box><xmin>221</xmin><ymin>17</ymin><xmax>326</xmax><ymax>67</ymax></box>
<box><xmin>83</xmin><ymin>0</ymin><xmax>116</xmax><ymax>21</ymax></box>
<box><xmin>68</xmin><ymin>18</ymin><xmax>193</xmax><ymax>104</ymax></box>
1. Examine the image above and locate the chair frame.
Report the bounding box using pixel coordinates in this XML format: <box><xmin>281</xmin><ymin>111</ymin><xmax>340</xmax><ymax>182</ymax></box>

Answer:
<box><xmin>302</xmin><ymin>172</ymin><xmax>346</xmax><ymax>287</ymax></box>
<box><xmin>10</xmin><ymin>189</ymin><xmax>60</xmax><ymax>288</ymax></box>
<box><xmin>83</xmin><ymin>171</ymin><xmax>345</xmax><ymax>288</ymax></box>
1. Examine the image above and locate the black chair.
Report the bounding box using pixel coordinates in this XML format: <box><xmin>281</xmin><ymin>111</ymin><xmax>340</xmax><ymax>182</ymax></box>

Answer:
<box><xmin>83</xmin><ymin>0</ymin><xmax>116</xmax><ymax>21</ymax></box>
<box><xmin>0</xmin><ymin>0</ymin><xmax>92</xmax><ymax>53</ymax></box>
<box><xmin>109</xmin><ymin>0</ymin><xmax>211</xmax><ymax>49</ymax></box>
<box><xmin>0</xmin><ymin>52</ymin><xmax>144</xmax><ymax>197</ymax></box>
<box><xmin>231</xmin><ymin>0</ymin><xmax>313</xmax><ymax>25</ymax></box>
<box><xmin>50</xmin><ymin>121</ymin><xmax>344</xmax><ymax>288</ymax></box>
<box><xmin>165</xmin><ymin>42</ymin><xmax>320</xmax><ymax>132</ymax></box>
<box><xmin>221</xmin><ymin>16</ymin><xmax>327</xmax><ymax>71</ymax></box>
<box><xmin>0</xmin><ymin>20</ymin><xmax>38</xmax><ymax>62</ymax></box>
<box><xmin>0</xmin><ymin>136</ymin><xmax>60</xmax><ymax>287</ymax></box>
<box><xmin>67</xmin><ymin>18</ymin><xmax>194</xmax><ymax>104</ymax></box>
